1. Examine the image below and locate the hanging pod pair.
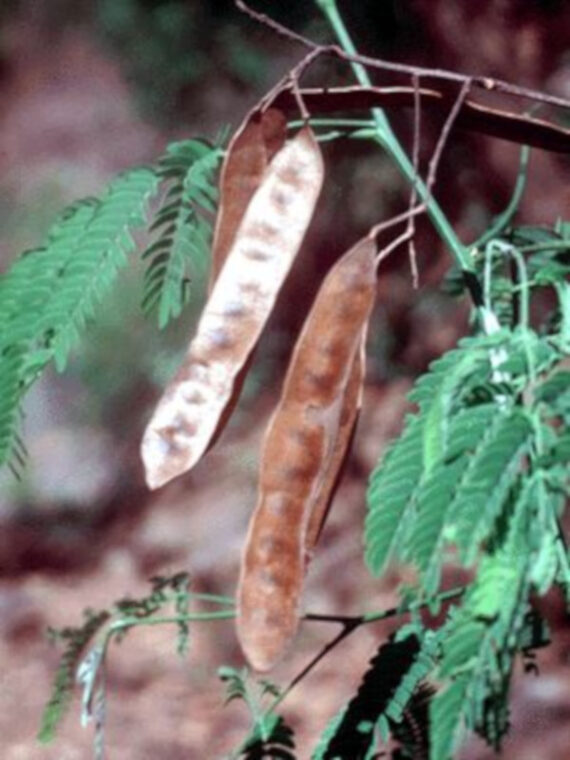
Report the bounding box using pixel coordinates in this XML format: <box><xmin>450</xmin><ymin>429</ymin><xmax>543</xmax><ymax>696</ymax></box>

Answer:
<box><xmin>141</xmin><ymin>106</ymin><xmax>378</xmax><ymax>671</ymax></box>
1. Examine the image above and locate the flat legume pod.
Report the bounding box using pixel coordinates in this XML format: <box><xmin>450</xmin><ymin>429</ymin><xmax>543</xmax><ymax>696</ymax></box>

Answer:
<box><xmin>142</xmin><ymin>126</ymin><xmax>324</xmax><ymax>489</ymax></box>
<box><xmin>237</xmin><ymin>237</ymin><xmax>377</xmax><ymax>671</ymax></box>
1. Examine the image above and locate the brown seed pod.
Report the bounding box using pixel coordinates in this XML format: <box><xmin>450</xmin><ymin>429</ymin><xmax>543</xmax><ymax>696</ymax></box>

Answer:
<box><xmin>237</xmin><ymin>237</ymin><xmax>377</xmax><ymax>672</ymax></box>
<box><xmin>209</xmin><ymin>108</ymin><xmax>287</xmax><ymax>289</ymax></box>
<box><xmin>304</xmin><ymin>336</ymin><xmax>366</xmax><ymax>555</ymax></box>
<box><xmin>141</xmin><ymin>125</ymin><xmax>324</xmax><ymax>490</ymax></box>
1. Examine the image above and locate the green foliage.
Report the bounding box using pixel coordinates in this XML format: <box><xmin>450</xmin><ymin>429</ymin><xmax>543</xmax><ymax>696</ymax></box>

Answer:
<box><xmin>38</xmin><ymin>572</ymin><xmax>220</xmax><ymax>755</ymax></box>
<box><xmin>142</xmin><ymin>138</ymin><xmax>222</xmax><ymax>328</ymax></box>
<box><xmin>38</xmin><ymin>609</ymin><xmax>111</xmax><ymax>744</ymax></box>
<box><xmin>0</xmin><ymin>7</ymin><xmax>566</xmax><ymax>754</ymax></box>
<box><xmin>312</xmin><ymin>632</ymin><xmax>433</xmax><ymax>759</ymax></box>
<box><xmin>362</xmin><ymin>220</ymin><xmax>570</xmax><ymax>758</ymax></box>
<box><xmin>0</xmin><ymin>135</ymin><xmax>223</xmax><ymax>470</ymax></box>
<box><xmin>0</xmin><ymin>168</ymin><xmax>159</xmax><ymax>469</ymax></box>
<box><xmin>14</xmin><ymin>165</ymin><xmax>569</xmax><ymax>759</ymax></box>
<box><xmin>219</xmin><ymin>667</ymin><xmax>295</xmax><ymax>760</ymax></box>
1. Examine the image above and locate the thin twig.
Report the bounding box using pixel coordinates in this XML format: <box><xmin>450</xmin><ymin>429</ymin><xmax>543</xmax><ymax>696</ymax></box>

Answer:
<box><xmin>235</xmin><ymin>0</ymin><xmax>570</xmax><ymax>111</ymax></box>
<box><xmin>407</xmin><ymin>73</ymin><xmax>421</xmax><ymax>288</ymax></box>
<box><xmin>367</xmin><ymin>203</ymin><xmax>426</xmax><ymax>241</ymax></box>
<box><xmin>267</xmin><ymin>585</ymin><xmax>466</xmax><ymax>711</ymax></box>
<box><xmin>259</xmin><ymin>46</ymin><xmax>323</xmax><ymax>115</ymax></box>
<box><xmin>426</xmin><ymin>79</ymin><xmax>472</xmax><ymax>194</ymax></box>
<box><xmin>375</xmin><ymin>228</ymin><xmax>417</xmax><ymax>267</ymax></box>
<box><xmin>235</xmin><ymin>0</ymin><xmax>313</xmax><ymax>49</ymax></box>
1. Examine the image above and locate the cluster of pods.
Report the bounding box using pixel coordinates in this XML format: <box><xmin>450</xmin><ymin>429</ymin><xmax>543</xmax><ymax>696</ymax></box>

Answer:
<box><xmin>141</xmin><ymin>101</ymin><xmax>379</xmax><ymax>672</ymax></box>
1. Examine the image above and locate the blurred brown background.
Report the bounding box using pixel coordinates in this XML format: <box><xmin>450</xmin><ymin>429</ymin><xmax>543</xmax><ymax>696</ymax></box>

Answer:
<box><xmin>1</xmin><ymin>1</ymin><xmax>569</xmax><ymax>758</ymax></box>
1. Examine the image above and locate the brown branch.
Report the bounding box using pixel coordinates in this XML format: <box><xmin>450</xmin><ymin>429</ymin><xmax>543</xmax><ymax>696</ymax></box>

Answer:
<box><xmin>271</xmin><ymin>86</ymin><xmax>570</xmax><ymax>154</ymax></box>
<box><xmin>235</xmin><ymin>0</ymin><xmax>570</xmax><ymax>113</ymax></box>
<box><xmin>368</xmin><ymin>204</ymin><xmax>426</xmax><ymax>243</ymax></box>
<box><xmin>375</xmin><ymin>228</ymin><xmax>416</xmax><ymax>267</ymax></box>
<box><xmin>235</xmin><ymin>0</ymin><xmax>314</xmax><ymax>49</ymax></box>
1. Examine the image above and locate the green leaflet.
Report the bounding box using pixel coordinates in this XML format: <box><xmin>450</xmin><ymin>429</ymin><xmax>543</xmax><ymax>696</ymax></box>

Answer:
<box><xmin>385</xmin><ymin>628</ymin><xmax>440</xmax><ymax>724</ymax></box>
<box><xmin>430</xmin><ymin>487</ymin><xmax>534</xmax><ymax>759</ymax></box>
<box><xmin>449</xmin><ymin>408</ymin><xmax>532</xmax><ymax>564</ymax></box>
<box><xmin>534</xmin><ymin>369</ymin><xmax>570</xmax><ymax>420</ymax></box>
<box><xmin>419</xmin><ymin>346</ymin><xmax>489</xmax><ymax>475</ymax></box>
<box><xmin>0</xmin><ymin>168</ymin><xmax>158</xmax><ymax>470</ymax></box>
<box><xmin>429</xmin><ymin>676</ymin><xmax>470</xmax><ymax>760</ymax></box>
<box><xmin>39</xmin><ymin>168</ymin><xmax>158</xmax><ymax>371</ymax></box>
<box><xmin>0</xmin><ymin>201</ymin><xmax>98</xmax><ymax>346</ymax></box>
<box><xmin>312</xmin><ymin>707</ymin><xmax>348</xmax><ymax>760</ymax></box>
<box><xmin>365</xmin><ymin>327</ymin><xmax>539</xmax><ymax>579</ymax></box>
<box><xmin>531</xmin><ymin>530</ymin><xmax>559</xmax><ymax>595</ymax></box>
<box><xmin>0</xmin><ymin>345</ymin><xmax>26</xmax><ymax>468</ymax></box>
<box><xmin>406</xmin><ymin>404</ymin><xmax>502</xmax><ymax>591</ymax></box>
<box><xmin>142</xmin><ymin>139</ymin><xmax>222</xmax><ymax>328</ymax></box>
<box><xmin>239</xmin><ymin>717</ymin><xmax>296</xmax><ymax>760</ymax></box>
<box><xmin>365</xmin><ymin>414</ymin><xmax>424</xmax><ymax>575</ymax></box>
<box><xmin>406</xmin><ymin>336</ymin><xmax>494</xmax><ymax>412</ymax></box>
<box><xmin>0</xmin><ymin>169</ymin><xmax>158</xmax><ymax>371</ymax></box>
<box><xmin>218</xmin><ymin>667</ymin><xmax>295</xmax><ymax>759</ymax></box>
<box><xmin>38</xmin><ymin>610</ymin><xmax>111</xmax><ymax>744</ymax></box>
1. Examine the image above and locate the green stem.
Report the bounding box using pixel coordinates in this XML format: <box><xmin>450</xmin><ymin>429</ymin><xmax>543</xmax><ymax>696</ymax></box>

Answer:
<box><xmin>474</xmin><ymin>145</ymin><xmax>530</xmax><ymax>248</ymax></box>
<box><xmin>108</xmin><ymin>610</ymin><xmax>236</xmax><ymax>635</ymax></box>
<box><xmin>288</xmin><ymin>117</ymin><xmax>376</xmax><ymax>129</ymax></box>
<box><xmin>519</xmin><ymin>241</ymin><xmax>570</xmax><ymax>253</ymax></box>
<box><xmin>315</xmin><ymin>0</ymin><xmax>472</xmax><ymax>274</ymax></box>
<box><xmin>190</xmin><ymin>592</ymin><xmax>236</xmax><ymax>606</ymax></box>
<box><xmin>100</xmin><ymin>609</ymin><xmax>236</xmax><ymax>658</ymax></box>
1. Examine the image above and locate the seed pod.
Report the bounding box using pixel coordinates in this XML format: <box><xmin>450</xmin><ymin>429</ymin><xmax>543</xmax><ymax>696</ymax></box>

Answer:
<box><xmin>210</xmin><ymin>108</ymin><xmax>287</xmax><ymax>288</ymax></box>
<box><xmin>304</xmin><ymin>337</ymin><xmax>366</xmax><ymax>554</ymax></box>
<box><xmin>205</xmin><ymin>109</ymin><xmax>287</xmax><ymax>449</ymax></box>
<box><xmin>237</xmin><ymin>237</ymin><xmax>377</xmax><ymax>671</ymax></box>
<box><xmin>142</xmin><ymin>126</ymin><xmax>324</xmax><ymax>489</ymax></box>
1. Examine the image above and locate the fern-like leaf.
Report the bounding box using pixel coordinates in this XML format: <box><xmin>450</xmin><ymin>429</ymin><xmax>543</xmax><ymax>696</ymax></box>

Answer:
<box><xmin>0</xmin><ymin>201</ymin><xmax>98</xmax><ymax>348</ymax></box>
<box><xmin>365</xmin><ymin>414</ymin><xmax>424</xmax><ymax>575</ymax></box>
<box><xmin>429</xmin><ymin>675</ymin><xmax>470</xmax><ymax>760</ymax></box>
<box><xmin>416</xmin><ymin>345</ymin><xmax>489</xmax><ymax>474</ymax></box>
<box><xmin>0</xmin><ymin>345</ymin><xmax>26</xmax><ymax>468</ymax></box>
<box><xmin>40</xmin><ymin>168</ymin><xmax>158</xmax><ymax>370</ymax></box>
<box><xmin>406</xmin><ymin>404</ymin><xmax>499</xmax><ymax>590</ymax></box>
<box><xmin>449</xmin><ymin>408</ymin><xmax>532</xmax><ymax>564</ymax></box>
<box><xmin>313</xmin><ymin>633</ymin><xmax>422</xmax><ymax>759</ymax></box>
<box><xmin>142</xmin><ymin>139</ymin><xmax>222</xmax><ymax>327</ymax></box>
<box><xmin>430</xmin><ymin>482</ymin><xmax>534</xmax><ymax>759</ymax></box>
<box><xmin>385</xmin><ymin>628</ymin><xmax>441</xmax><ymax>725</ymax></box>
<box><xmin>38</xmin><ymin>610</ymin><xmax>111</xmax><ymax>744</ymax></box>
<box><xmin>365</xmin><ymin>332</ymin><xmax>528</xmax><ymax>578</ymax></box>
<box><xmin>0</xmin><ymin>170</ymin><xmax>157</xmax><ymax>470</ymax></box>
<box><xmin>534</xmin><ymin>369</ymin><xmax>570</xmax><ymax>421</ymax></box>
<box><xmin>241</xmin><ymin>716</ymin><xmax>296</xmax><ymax>760</ymax></box>
<box><xmin>3</xmin><ymin>170</ymin><xmax>157</xmax><ymax>373</ymax></box>
<box><xmin>390</xmin><ymin>682</ymin><xmax>434</xmax><ymax>760</ymax></box>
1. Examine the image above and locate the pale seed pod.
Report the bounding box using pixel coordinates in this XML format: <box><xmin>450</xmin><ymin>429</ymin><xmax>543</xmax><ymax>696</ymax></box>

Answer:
<box><xmin>237</xmin><ymin>237</ymin><xmax>377</xmax><ymax>671</ymax></box>
<box><xmin>205</xmin><ymin>109</ymin><xmax>287</xmax><ymax>447</ymax></box>
<box><xmin>142</xmin><ymin>126</ymin><xmax>324</xmax><ymax>489</ymax></box>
